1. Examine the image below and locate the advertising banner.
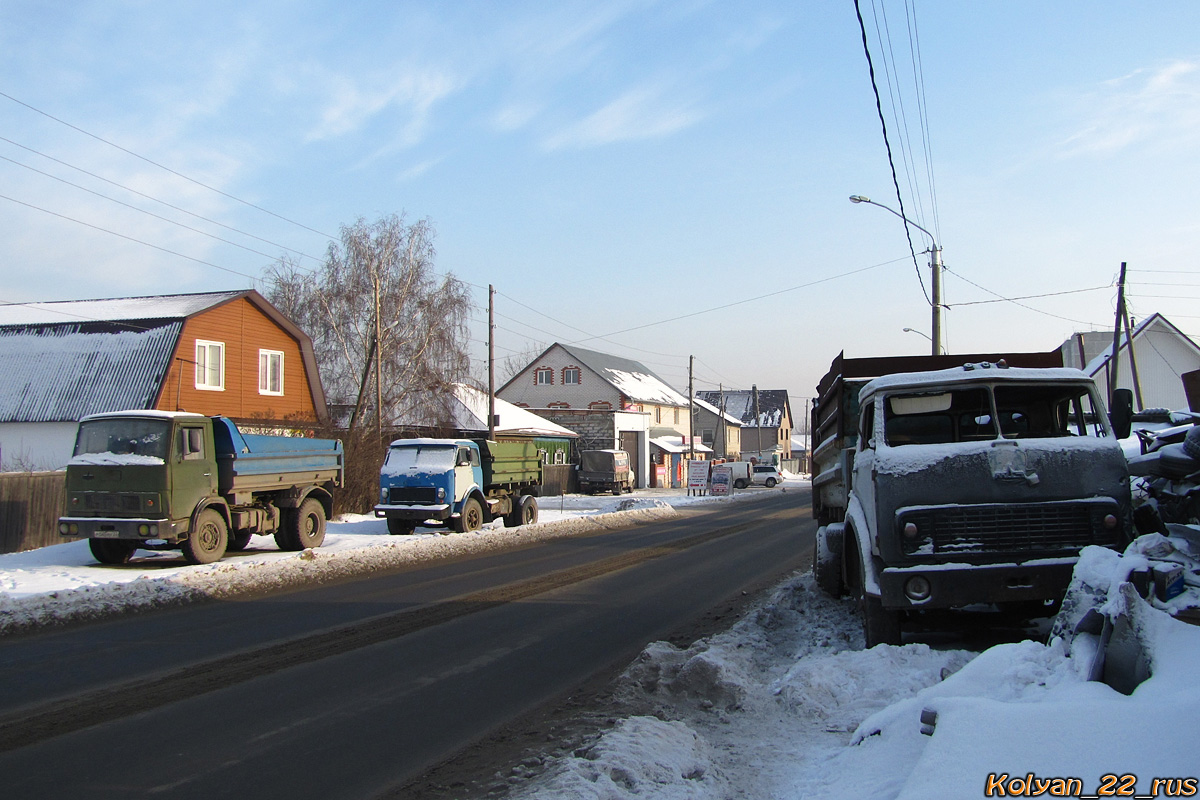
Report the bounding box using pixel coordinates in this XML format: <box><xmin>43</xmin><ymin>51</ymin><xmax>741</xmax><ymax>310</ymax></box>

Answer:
<box><xmin>686</xmin><ymin>460</ymin><xmax>710</xmax><ymax>495</ymax></box>
<box><xmin>710</xmin><ymin>464</ymin><xmax>731</xmax><ymax>496</ymax></box>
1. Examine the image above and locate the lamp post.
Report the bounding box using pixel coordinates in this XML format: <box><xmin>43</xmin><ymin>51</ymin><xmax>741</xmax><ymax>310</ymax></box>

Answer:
<box><xmin>850</xmin><ymin>195</ymin><xmax>944</xmax><ymax>356</ymax></box>
<box><xmin>902</xmin><ymin>327</ymin><xmax>932</xmax><ymax>343</ymax></box>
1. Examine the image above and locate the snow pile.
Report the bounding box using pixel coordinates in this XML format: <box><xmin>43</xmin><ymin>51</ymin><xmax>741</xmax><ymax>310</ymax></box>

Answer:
<box><xmin>511</xmin><ymin>541</ymin><xmax>1200</xmax><ymax>799</ymax></box>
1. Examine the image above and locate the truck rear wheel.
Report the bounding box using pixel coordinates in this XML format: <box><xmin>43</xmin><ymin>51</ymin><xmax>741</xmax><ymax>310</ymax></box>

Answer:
<box><xmin>454</xmin><ymin>497</ymin><xmax>483</xmax><ymax>533</ymax></box>
<box><xmin>387</xmin><ymin>517</ymin><xmax>416</xmax><ymax>535</ymax></box>
<box><xmin>503</xmin><ymin>495</ymin><xmax>538</xmax><ymax>527</ymax></box>
<box><xmin>813</xmin><ymin>525</ymin><xmax>844</xmax><ymax>598</ymax></box>
<box><xmin>89</xmin><ymin>539</ymin><xmax>138</xmax><ymax>565</ymax></box>
<box><xmin>277</xmin><ymin>498</ymin><xmax>326</xmax><ymax>550</ymax></box>
<box><xmin>183</xmin><ymin>509</ymin><xmax>228</xmax><ymax>565</ymax></box>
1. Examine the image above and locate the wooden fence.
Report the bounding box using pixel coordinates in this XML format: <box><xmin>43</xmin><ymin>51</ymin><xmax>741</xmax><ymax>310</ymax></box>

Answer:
<box><xmin>540</xmin><ymin>464</ymin><xmax>577</xmax><ymax>497</ymax></box>
<box><xmin>0</xmin><ymin>472</ymin><xmax>66</xmax><ymax>554</ymax></box>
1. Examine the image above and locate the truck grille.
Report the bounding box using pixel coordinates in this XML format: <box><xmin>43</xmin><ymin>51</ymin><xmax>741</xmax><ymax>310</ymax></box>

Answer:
<box><xmin>84</xmin><ymin>493</ymin><xmax>143</xmax><ymax>513</ymax></box>
<box><xmin>388</xmin><ymin>487</ymin><xmax>437</xmax><ymax>504</ymax></box>
<box><xmin>899</xmin><ymin>501</ymin><xmax>1122</xmax><ymax>557</ymax></box>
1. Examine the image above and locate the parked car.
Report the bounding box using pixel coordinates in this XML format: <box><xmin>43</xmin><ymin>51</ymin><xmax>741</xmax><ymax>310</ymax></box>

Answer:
<box><xmin>752</xmin><ymin>465</ymin><xmax>783</xmax><ymax>488</ymax></box>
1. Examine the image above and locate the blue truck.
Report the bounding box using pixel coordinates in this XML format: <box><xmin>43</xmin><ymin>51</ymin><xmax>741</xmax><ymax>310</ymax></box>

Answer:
<box><xmin>59</xmin><ymin>411</ymin><xmax>343</xmax><ymax>565</ymax></box>
<box><xmin>374</xmin><ymin>438</ymin><xmax>542</xmax><ymax>534</ymax></box>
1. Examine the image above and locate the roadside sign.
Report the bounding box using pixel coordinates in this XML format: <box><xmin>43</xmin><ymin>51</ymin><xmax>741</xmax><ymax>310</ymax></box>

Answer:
<box><xmin>711</xmin><ymin>465</ymin><xmax>731</xmax><ymax>496</ymax></box>
<box><xmin>686</xmin><ymin>460</ymin><xmax>710</xmax><ymax>495</ymax></box>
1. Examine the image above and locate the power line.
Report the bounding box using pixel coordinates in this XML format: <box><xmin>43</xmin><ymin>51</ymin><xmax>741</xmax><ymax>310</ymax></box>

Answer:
<box><xmin>947</xmin><ymin>285</ymin><xmax>1111</xmax><ymax>307</ymax></box>
<box><xmin>0</xmin><ymin>135</ymin><xmax>323</xmax><ymax>263</ymax></box>
<box><xmin>0</xmin><ymin>192</ymin><xmax>259</xmax><ymax>283</ymax></box>
<box><xmin>0</xmin><ymin>89</ymin><xmax>334</xmax><ymax>239</ymax></box>
<box><xmin>942</xmin><ymin>267</ymin><xmax>1104</xmax><ymax>326</ymax></box>
<box><xmin>854</xmin><ymin>0</ymin><xmax>932</xmax><ymax>307</ymax></box>
<box><xmin>0</xmin><ymin>152</ymin><xmax>307</xmax><ymax>263</ymax></box>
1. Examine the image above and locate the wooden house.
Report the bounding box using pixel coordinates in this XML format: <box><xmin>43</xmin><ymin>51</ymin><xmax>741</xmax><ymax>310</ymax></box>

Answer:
<box><xmin>0</xmin><ymin>290</ymin><xmax>326</xmax><ymax>471</ymax></box>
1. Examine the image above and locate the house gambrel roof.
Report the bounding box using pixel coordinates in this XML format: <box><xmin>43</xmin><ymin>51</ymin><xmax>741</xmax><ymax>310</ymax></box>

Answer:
<box><xmin>502</xmin><ymin>343</ymin><xmax>689</xmax><ymax>407</ymax></box>
<box><xmin>0</xmin><ymin>290</ymin><xmax>327</xmax><ymax>423</ymax></box>
<box><xmin>696</xmin><ymin>389</ymin><xmax>792</xmax><ymax>429</ymax></box>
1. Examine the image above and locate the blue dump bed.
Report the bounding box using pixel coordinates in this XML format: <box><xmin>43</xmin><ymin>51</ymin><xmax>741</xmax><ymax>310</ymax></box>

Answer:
<box><xmin>212</xmin><ymin>417</ymin><xmax>343</xmax><ymax>492</ymax></box>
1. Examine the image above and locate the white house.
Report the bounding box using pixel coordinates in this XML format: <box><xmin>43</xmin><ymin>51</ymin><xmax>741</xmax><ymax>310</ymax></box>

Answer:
<box><xmin>1060</xmin><ymin>314</ymin><xmax>1200</xmax><ymax>411</ymax></box>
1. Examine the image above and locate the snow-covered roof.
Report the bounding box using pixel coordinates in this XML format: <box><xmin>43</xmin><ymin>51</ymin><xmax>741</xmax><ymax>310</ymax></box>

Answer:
<box><xmin>649</xmin><ymin>436</ymin><xmax>713</xmax><ymax>454</ymax></box>
<box><xmin>696</xmin><ymin>389</ymin><xmax>790</xmax><ymax>428</ymax></box>
<box><xmin>0</xmin><ymin>322</ymin><xmax>181</xmax><ymax>422</ymax></box>
<box><xmin>1080</xmin><ymin>314</ymin><xmax>1200</xmax><ymax>377</ymax></box>
<box><xmin>451</xmin><ymin>384</ymin><xmax>578</xmax><ymax>438</ymax></box>
<box><xmin>548</xmin><ymin>344</ymin><xmax>689</xmax><ymax>407</ymax></box>
<box><xmin>692</xmin><ymin>396</ymin><xmax>742</xmax><ymax>425</ymax></box>
<box><xmin>0</xmin><ymin>291</ymin><xmax>245</xmax><ymax>326</ymax></box>
<box><xmin>861</xmin><ymin>363</ymin><xmax>1092</xmax><ymax>399</ymax></box>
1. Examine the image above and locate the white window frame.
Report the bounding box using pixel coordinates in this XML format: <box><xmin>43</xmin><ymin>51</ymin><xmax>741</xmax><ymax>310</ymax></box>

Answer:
<box><xmin>195</xmin><ymin>340</ymin><xmax>225</xmax><ymax>391</ymax></box>
<box><xmin>258</xmin><ymin>349</ymin><xmax>285</xmax><ymax>396</ymax></box>
<box><xmin>535</xmin><ymin>367</ymin><xmax>553</xmax><ymax>385</ymax></box>
<box><xmin>563</xmin><ymin>367</ymin><xmax>580</xmax><ymax>385</ymax></box>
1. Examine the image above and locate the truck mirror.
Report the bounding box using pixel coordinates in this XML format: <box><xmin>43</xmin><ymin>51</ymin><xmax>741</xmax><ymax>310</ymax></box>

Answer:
<box><xmin>1110</xmin><ymin>388</ymin><xmax>1133</xmax><ymax>440</ymax></box>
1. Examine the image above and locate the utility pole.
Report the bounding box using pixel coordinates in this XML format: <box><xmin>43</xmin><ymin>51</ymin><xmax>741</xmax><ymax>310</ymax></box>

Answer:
<box><xmin>718</xmin><ymin>383</ymin><xmax>726</xmax><ymax>459</ymax></box>
<box><xmin>1109</xmin><ymin>262</ymin><xmax>1127</xmax><ymax>406</ymax></box>
<box><xmin>930</xmin><ymin>244</ymin><xmax>944</xmax><ymax>356</ymax></box>
<box><xmin>374</xmin><ymin>270</ymin><xmax>382</xmax><ymax>441</ymax></box>
<box><xmin>752</xmin><ymin>384</ymin><xmax>761</xmax><ymax>462</ymax></box>
<box><xmin>488</xmin><ymin>285</ymin><xmax>496</xmax><ymax>441</ymax></box>
<box><xmin>688</xmin><ymin>355</ymin><xmax>695</xmax><ymax>460</ymax></box>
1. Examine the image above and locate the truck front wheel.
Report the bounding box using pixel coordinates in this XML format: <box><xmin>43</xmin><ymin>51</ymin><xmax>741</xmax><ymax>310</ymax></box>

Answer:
<box><xmin>183</xmin><ymin>509</ymin><xmax>228</xmax><ymax>565</ymax></box>
<box><xmin>454</xmin><ymin>497</ymin><xmax>484</xmax><ymax>533</ymax></box>
<box><xmin>277</xmin><ymin>498</ymin><xmax>326</xmax><ymax>550</ymax></box>
<box><xmin>89</xmin><ymin>539</ymin><xmax>138</xmax><ymax>565</ymax></box>
<box><xmin>813</xmin><ymin>525</ymin><xmax>844</xmax><ymax>598</ymax></box>
<box><xmin>861</xmin><ymin>594</ymin><xmax>902</xmax><ymax>648</ymax></box>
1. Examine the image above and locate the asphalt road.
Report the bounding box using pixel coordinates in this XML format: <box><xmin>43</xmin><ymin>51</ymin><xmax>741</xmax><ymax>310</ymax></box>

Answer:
<box><xmin>0</xmin><ymin>487</ymin><xmax>814</xmax><ymax>799</ymax></box>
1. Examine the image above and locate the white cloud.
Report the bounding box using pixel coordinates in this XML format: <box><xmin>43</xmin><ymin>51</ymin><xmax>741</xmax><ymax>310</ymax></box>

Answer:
<box><xmin>542</xmin><ymin>83</ymin><xmax>704</xmax><ymax>150</ymax></box>
<box><xmin>305</xmin><ymin>68</ymin><xmax>461</xmax><ymax>146</ymax></box>
<box><xmin>1059</xmin><ymin>59</ymin><xmax>1200</xmax><ymax>157</ymax></box>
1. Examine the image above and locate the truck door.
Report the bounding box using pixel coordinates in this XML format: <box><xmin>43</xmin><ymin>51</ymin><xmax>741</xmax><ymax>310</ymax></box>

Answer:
<box><xmin>851</xmin><ymin>397</ymin><xmax>878</xmax><ymax>546</ymax></box>
<box><xmin>454</xmin><ymin>445</ymin><xmax>479</xmax><ymax>503</ymax></box>
<box><xmin>171</xmin><ymin>422</ymin><xmax>217</xmax><ymax>523</ymax></box>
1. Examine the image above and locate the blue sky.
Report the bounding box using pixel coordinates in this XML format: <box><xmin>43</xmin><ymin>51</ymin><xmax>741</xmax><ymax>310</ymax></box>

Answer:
<box><xmin>3</xmin><ymin>1</ymin><xmax>1200</xmax><ymax>403</ymax></box>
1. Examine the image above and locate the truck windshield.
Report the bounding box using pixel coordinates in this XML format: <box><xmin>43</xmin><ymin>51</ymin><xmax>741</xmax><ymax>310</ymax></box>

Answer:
<box><xmin>384</xmin><ymin>444</ymin><xmax>456</xmax><ymax>473</ymax></box>
<box><xmin>884</xmin><ymin>383</ymin><xmax>1109</xmax><ymax>446</ymax></box>
<box><xmin>74</xmin><ymin>418</ymin><xmax>170</xmax><ymax>460</ymax></box>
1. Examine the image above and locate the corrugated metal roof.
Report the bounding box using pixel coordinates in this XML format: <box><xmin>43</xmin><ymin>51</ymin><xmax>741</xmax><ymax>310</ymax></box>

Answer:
<box><xmin>0</xmin><ymin>291</ymin><xmax>243</xmax><ymax>326</ymax></box>
<box><xmin>0</xmin><ymin>322</ymin><xmax>181</xmax><ymax>422</ymax></box>
<box><xmin>696</xmin><ymin>389</ymin><xmax>790</xmax><ymax>428</ymax></box>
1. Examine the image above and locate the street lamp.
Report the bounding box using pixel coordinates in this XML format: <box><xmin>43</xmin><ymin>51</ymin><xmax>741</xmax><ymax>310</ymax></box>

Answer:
<box><xmin>902</xmin><ymin>327</ymin><xmax>932</xmax><ymax>343</ymax></box>
<box><xmin>850</xmin><ymin>195</ymin><xmax>944</xmax><ymax>356</ymax></box>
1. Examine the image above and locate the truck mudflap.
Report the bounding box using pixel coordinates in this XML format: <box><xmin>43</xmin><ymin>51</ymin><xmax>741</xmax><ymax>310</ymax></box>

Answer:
<box><xmin>878</xmin><ymin>557</ymin><xmax>1079</xmax><ymax>610</ymax></box>
<box><xmin>59</xmin><ymin>516</ymin><xmax>182</xmax><ymax>540</ymax></box>
<box><xmin>374</xmin><ymin>503</ymin><xmax>451</xmax><ymax>521</ymax></box>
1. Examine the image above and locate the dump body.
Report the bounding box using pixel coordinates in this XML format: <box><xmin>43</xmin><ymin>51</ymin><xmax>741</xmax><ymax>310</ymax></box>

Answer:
<box><xmin>578</xmin><ymin>449</ymin><xmax>633</xmax><ymax>494</ymax></box>
<box><xmin>375</xmin><ymin>438</ymin><xmax>542</xmax><ymax>530</ymax></box>
<box><xmin>812</xmin><ymin>352</ymin><xmax>1132</xmax><ymax>629</ymax></box>
<box><xmin>59</xmin><ymin>411</ymin><xmax>342</xmax><ymax>563</ymax></box>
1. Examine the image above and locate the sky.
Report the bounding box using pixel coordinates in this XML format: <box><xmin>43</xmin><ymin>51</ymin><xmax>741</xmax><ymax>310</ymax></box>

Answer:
<box><xmin>3</xmin><ymin>1</ymin><xmax>1200</xmax><ymax>410</ymax></box>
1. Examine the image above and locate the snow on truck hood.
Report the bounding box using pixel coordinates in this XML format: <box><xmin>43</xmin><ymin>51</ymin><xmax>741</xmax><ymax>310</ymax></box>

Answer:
<box><xmin>860</xmin><ymin>364</ymin><xmax>1092</xmax><ymax>401</ymax></box>
<box><xmin>872</xmin><ymin>436</ymin><xmax>1124</xmax><ymax>476</ymax></box>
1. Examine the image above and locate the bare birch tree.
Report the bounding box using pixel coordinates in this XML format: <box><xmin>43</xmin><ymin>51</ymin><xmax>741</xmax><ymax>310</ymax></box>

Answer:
<box><xmin>263</xmin><ymin>214</ymin><xmax>472</xmax><ymax>433</ymax></box>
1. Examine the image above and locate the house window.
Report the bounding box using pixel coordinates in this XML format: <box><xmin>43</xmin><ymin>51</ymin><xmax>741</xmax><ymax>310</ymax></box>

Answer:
<box><xmin>589</xmin><ymin>401</ymin><xmax>612</xmax><ymax>410</ymax></box>
<box><xmin>535</xmin><ymin>367</ymin><xmax>553</xmax><ymax>385</ymax></box>
<box><xmin>563</xmin><ymin>367</ymin><xmax>581</xmax><ymax>385</ymax></box>
<box><xmin>673</xmin><ymin>408</ymin><xmax>680</xmax><ymax>424</ymax></box>
<box><xmin>554</xmin><ymin>450</ymin><xmax>566</xmax><ymax>464</ymax></box>
<box><xmin>259</xmin><ymin>349</ymin><xmax>284</xmax><ymax>396</ymax></box>
<box><xmin>547</xmin><ymin>402</ymin><xmax>570</xmax><ymax>409</ymax></box>
<box><xmin>195</xmin><ymin>340</ymin><xmax>224</xmax><ymax>391</ymax></box>
<box><xmin>655</xmin><ymin>407</ymin><xmax>661</xmax><ymax>423</ymax></box>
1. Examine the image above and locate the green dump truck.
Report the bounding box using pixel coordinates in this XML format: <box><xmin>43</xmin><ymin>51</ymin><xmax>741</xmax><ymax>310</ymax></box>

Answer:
<box><xmin>374</xmin><ymin>438</ymin><xmax>542</xmax><ymax>534</ymax></box>
<box><xmin>59</xmin><ymin>411</ymin><xmax>343</xmax><ymax>565</ymax></box>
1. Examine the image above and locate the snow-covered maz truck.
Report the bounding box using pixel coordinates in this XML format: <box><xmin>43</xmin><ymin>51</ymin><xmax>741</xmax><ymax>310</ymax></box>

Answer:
<box><xmin>59</xmin><ymin>411</ymin><xmax>343</xmax><ymax>565</ymax></box>
<box><xmin>811</xmin><ymin>352</ymin><xmax>1134</xmax><ymax>646</ymax></box>
<box><xmin>374</xmin><ymin>438</ymin><xmax>542</xmax><ymax>534</ymax></box>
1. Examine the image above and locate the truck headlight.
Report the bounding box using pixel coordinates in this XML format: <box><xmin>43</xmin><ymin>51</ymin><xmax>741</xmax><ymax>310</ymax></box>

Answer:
<box><xmin>905</xmin><ymin>576</ymin><xmax>932</xmax><ymax>602</ymax></box>
<box><xmin>381</xmin><ymin>488</ymin><xmax>387</xmax><ymax>502</ymax></box>
<box><xmin>437</xmin><ymin>488</ymin><xmax>446</xmax><ymax>501</ymax></box>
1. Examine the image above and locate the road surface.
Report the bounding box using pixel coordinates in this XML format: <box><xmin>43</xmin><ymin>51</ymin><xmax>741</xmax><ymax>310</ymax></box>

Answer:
<box><xmin>0</xmin><ymin>487</ymin><xmax>814</xmax><ymax>799</ymax></box>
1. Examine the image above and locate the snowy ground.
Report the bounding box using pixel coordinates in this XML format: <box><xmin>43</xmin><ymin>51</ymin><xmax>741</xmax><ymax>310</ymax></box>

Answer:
<box><xmin>5</xmin><ymin>472</ymin><xmax>1199</xmax><ymax>798</ymax></box>
<box><xmin>503</xmin><ymin>539</ymin><xmax>1200</xmax><ymax>800</ymax></box>
<box><xmin>0</xmin><ymin>479</ymin><xmax>794</xmax><ymax>634</ymax></box>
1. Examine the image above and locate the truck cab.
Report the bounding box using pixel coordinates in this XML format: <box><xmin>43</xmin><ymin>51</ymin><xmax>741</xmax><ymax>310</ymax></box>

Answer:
<box><xmin>815</xmin><ymin>360</ymin><xmax>1134</xmax><ymax>646</ymax></box>
<box><xmin>375</xmin><ymin>438</ymin><xmax>540</xmax><ymax>535</ymax></box>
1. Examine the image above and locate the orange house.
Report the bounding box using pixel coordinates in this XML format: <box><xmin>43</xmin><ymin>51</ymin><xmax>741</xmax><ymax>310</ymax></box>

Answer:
<box><xmin>0</xmin><ymin>290</ymin><xmax>328</xmax><ymax>471</ymax></box>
